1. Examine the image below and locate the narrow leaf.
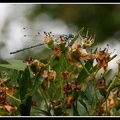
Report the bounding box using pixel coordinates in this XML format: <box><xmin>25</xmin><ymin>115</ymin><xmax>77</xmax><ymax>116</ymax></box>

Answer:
<box><xmin>19</xmin><ymin>67</ymin><xmax>31</xmax><ymax>101</ymax></box>
<box><xmin>77</xmin><ymin>60</ymin><xmax>93</xmax><ymax>84</ymax></box>
<box><xmin>19</xmin><ymin>67</ymin><xmax>32</xmax><ymax>116</ymax></box>
<box><xmin>31</xmin><ymin>73</ymin><xmax>42</xmax><ymax>95</ymax></box>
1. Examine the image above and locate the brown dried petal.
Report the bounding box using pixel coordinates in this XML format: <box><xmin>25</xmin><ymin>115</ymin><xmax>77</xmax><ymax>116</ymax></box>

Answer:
<box><xmin>65</xmin><ymin>96</ymin><xmax>74</xmax><ymax>109</ymax></box>
<box><xmin>4</xmin><ymin>105</ymin><xmax>17</xmax><ymax>113</ymax></box>
<box><xmin>7</xmin><ymin>86</ymin><xmax>15</xmax><ymax>96</ymax></box>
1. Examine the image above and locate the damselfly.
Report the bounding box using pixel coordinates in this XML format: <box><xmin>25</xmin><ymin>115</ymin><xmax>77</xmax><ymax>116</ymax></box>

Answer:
<box><xmin>10</xmin><ymin>28</ymin><xmax>74</xmax><ymax>54</ymax></box>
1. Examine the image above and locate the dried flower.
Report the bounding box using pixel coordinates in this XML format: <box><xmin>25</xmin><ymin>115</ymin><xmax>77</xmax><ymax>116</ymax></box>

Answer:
<box><xmin>84</xmin><ymin>53</ymin><xmax>96</xmax><ymax>60</ymax></box>
<box><xmin>81</xmin><ymin>28</ymin><xmax>95</xmax><ymax>47</ymax></box>
<box><xmin>50</xmin><ymin>100</ymin><xmax>62</xmax><ymax>108</ymax></box>
<box><xmin>65</xmin><ymin>96</ymin><xmax>74</xmax><ymax>109</ymax></box>
<box><xmin>81</xmin><ymin>36</ymin><xmax>94</xmax><ymax>47</ymax></box>
<box><xmin>61</xmin><ymin>70</ymin><xmax>69</xmax><ymax>79</ymax></box>
<box><xmin>95</xmin><ymin>47</ymin><xmax>111</xmax><ymax>71</ymax></box>
<box><xmin>63</xmin><ymin>82</ymin><xmax>72</xmax><ymax>93</ymax></box>
<box><xmin>42</xmin><ymin>69</ymin><xmax>56</xmax><ymax>82</ymax></box>
<box><xmin>7</xmin><ymin>86</ymin><xmax>15</xmax><ymax>96</ymax></box>
<box><xmin>96</xmin><ymin>78</ymin><xmax>107</xmax><ymax>89</ymax></box>
<box><xmin>50</xmin><ymin>100</ymin><xmax>63</xmax><ymax>115</ymax></box>
<box><xmin>44</xmin><ymin>31</ymin><xmax>54</xmax><ymax>49</ymax></box>
<box><xmin>27</xmin><ymin>57</ymin><xmax>45</xmax><ymax>74</ymax></box>
<box><xmin>4</xmin><ymin>105</ymin><xmax>17</xmax><ymax>113</ymax></box>
<box><xmin>53</xmin><ymin>47</ymin><xmax>62</xmax><ymax>61</ymax></box>
<box><xmin>72</xmin><ymin>83</ymin><xmax>81</xmax><ymax>92</ymax></box>
<box><xmin>95</xmin><ymin>106</ymin><xmax>105</xmax><ymax>116</ymax></box>
<box><xmin>44</xmin><ymin>32</ymin><xmax>54</xmax><ymax>44</ymax></box>
<box><xmin>56</xmin><ymin>36</ymin><xmax>66</xmax><ymax>45</ymax></box>
<box><xmin>42</xmin><ymin>69</ymin><xmax>56</xmax><ymax>89</ymax></box>
<box><xmin>63</xmin><ymin>81</ymin><xmax>81</xmax><ymax>97</ymax></box>
<box><xmin>67</xmin><ymin>40</ymin><xmax>88</xmax><ymax>64</ymax></box>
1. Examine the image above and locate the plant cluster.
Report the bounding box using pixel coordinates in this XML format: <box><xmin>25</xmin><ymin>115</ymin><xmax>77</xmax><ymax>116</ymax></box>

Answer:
<box><xmin>0</xmin><ymin>27</ymin><xmax>120</xmax><ymax>116</ymax></box>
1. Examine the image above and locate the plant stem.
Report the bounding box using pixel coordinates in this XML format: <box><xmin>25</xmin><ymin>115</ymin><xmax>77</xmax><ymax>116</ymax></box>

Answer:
<box><xmin>106</xmin><ymin>76</ymin><xmax>117</xmax><ymax>92</ymax></box>
<box><xmin>79</xmin><ymin>59</ymin><xmax>98</xmax><ymax>112</ymax></box>
<box><xmin>105</xmin><ymin>98</ymin><xmax>108</xmax><ymax>116</ymax></box>
<box><xmin>6</xmin><ymin>93</ymin><xmax>21</xmax><ymax>103</ymax></box>
<box><xmin>37</xmin><ymin>86</ymin><xmax>49</xmax><ymax>112</ymax></box>
<box><xmin>79</xmin><ymin>60</ymin><xmax>92</xmax><ymax>78</ymax></box>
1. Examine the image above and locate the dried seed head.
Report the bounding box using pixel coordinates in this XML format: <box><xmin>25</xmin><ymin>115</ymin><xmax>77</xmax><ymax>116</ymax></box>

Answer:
<box><xmin>96</xmin><ymin>78</ymin><xmax>107</xmax><ymax>89</ymax></box>
<box><xmin>53</xmin><ymin>47</ymin><xmax>62</xmax><ymax>61</ymax></box>
<box><xmin>27</xmin><ymin>57</ymin><xmax>45</xmax><ymax>74</ymax></box>
<box><xmin>63</xmin><ymin>82</ymin><xmax>72</xmax><ymax>93</ymax></box>
<box><xmin>61</xmin><ymin>70</ymin><xmax>69</xmax><ymax>79</ymax></box>
<box><xmin>95</xmin><ymin>47</ymin><xmax>111</xmax><ymax>71</ymax></box>
<box><xmin>56</xmin><ymin>36</ymin><xmax>66</xmax><ymax>45</ymax></box>
<box><xmin>44</xmin><ymin>31</ymin><xmax>54</xmax><ymax>49</ymax></box>
<box><xmin>81</xmin><ymin>29</ymin><xmax>95</xmax><ymax>47</ymax></box>
<box><xmin>95</xmin><ymin>106</ymin><xmax>105</xmax><ymax>116</ymax></box>
<box><xmin>65</xmin><ymin>96</ymin><xmax>74</xmax><ymax>109</ymax></box>
<box><xmin>42</xmin><ymin>69</ymin><xmax>56</xmax><ymax>82</ymax></box>
<box><xmin>50</xmin><ymin>100</ymin><xmax>62</xmax><ymax>108</ymax></box>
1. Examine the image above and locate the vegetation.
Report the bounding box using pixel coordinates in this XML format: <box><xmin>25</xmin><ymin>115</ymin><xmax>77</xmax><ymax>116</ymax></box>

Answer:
<box><xmin>0</xmin><ymin>27</ymin><xmax>120</xmax><ymax>116</ymax></box>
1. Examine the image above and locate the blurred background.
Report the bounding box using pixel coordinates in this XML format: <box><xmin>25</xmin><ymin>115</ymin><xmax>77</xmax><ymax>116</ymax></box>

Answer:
<box><xmin>0</xmin><ymin>3</ymin><xmax>120</xmax><ymax>72</ymax></box>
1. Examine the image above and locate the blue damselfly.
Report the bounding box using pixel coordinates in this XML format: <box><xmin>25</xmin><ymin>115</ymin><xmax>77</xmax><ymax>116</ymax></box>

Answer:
<box><xmin>10</xmin><ymin>28</ymin><xmax>74</xmax><ymax>54</ymax></box>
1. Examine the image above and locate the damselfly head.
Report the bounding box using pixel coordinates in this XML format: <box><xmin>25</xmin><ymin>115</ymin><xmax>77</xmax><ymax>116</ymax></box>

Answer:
<box><xmin>68</xmin><ymin>34</ymin><xmax>74</xmax><ymax>39</ymax></box>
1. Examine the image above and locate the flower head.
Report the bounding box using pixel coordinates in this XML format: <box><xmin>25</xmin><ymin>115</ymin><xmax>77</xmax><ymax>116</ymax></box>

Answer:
<box><xmin>42</xmin><ymin>69</ymin><xmax>56</xmax><ymax>82</ymax></box>
<box><xmin>61</xmin><ymin>70</ymin><xmax>69</xmax><ymax>79</ymax></box>
<box><xmin>95</xmin><ymin>47</ymin><xmax>111</xmax><ymax>71</ymax></box>
<box><xmin>27</xmin><ymin>57</ymin><xmax>45</xmax><ymax>75</ymax></box>
<box><xmin>67</xmin><ymin>40</ymin><xmax>88</xmax><ymax>64</ymax></box>
<box><xmin>44</xmin><ymin>31</ymin><xmax>54</xmax><ymax>49</ymax></box>
<box><xmin>52</xmin><ymin>47</ymin><xmax>62</xmax><ymax>61</ymax></box>
<box><xmin>65</xmin><ymin>96</ymin><xmax>74</xmax><ymax>109</ymax></box>
<box><xmin>56</xmin><ymin>36</ymin><xmax>66</xmax><ymax>46</ymax></box>
<box><xmin>81</xmin><ymin>28</ymin><xmax>95</xmax><ymax>47</ymax></box>
<box><xmin>42</xmin><ymin>69</ymin><xmax>56</xmax><ymax>90</ymax></box>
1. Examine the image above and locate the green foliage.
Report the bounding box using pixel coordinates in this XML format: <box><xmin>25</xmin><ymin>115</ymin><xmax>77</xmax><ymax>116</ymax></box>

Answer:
<box><xmin>0</xmin><ymin>27</ymin><xmax>120</xmax><ymax>116</ymax></box>
<box><xmin>0</xmin><ymin>60</ymin><xmax>26</xmax><ymax>71</ymax></box>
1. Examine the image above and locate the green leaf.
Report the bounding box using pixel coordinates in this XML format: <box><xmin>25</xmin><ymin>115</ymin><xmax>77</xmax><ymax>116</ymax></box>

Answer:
<box><xmin>19</xmin><ymin>95</ymin><xmax>32</xmax><ymax>116</ymax></box>
<box><xmin>19</xmin><ymin>67</ymin><xmax>32</xmax><ymax>116</ymax></box>
<box><xmin>0</xmin><ymin>59</ymin><xmax>26</xmax><ymax>71</ymax></box>
<box><xmin>32</xmin><ymin>106</ymin><xmax>51</xmax><ymax>116</ymax></box>
<box><xmin>111</xmin><ymin>54</ymin><xmax>117</xmax><ymax>60</ymax></box>
<box><xmin>69</xmin><ymin>27</ymin><xmax>84</xmax><ymax>46</ymax></box>
<box><xmin>49</xmin><ymin>51</ymin><xmax>59</xmax><ymax>66</ymax></box>
<box><xmin>77</xmin><ymin>99</ymin><xmax>89</xmax><ymax>115</ymax></box>
<box><xmin>31</xmin><ymin>73</ymin><xmax>42</xmax><ymax>95</ymax></box>
<box><xmin>79</xmin><ymin>81</ymin><xmax>95</xmax><ymax>108</ymax></box>
<box><xmin>19</xmin><ymin>67</ymin><xmax>32</xmax><ymax>101</ymax></box>
<box><xmin>84</xmin><ymin>82</ymin><xmax>95</xmax><ymax>107</ymax></box>
<box><xmin>77</xmin><ymin>60</ymin><xmax>93</xmax><ymax>84</ymax></box>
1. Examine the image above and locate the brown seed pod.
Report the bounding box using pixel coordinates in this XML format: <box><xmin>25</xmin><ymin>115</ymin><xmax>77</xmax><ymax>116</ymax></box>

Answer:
<box><xmin>65</xmin><ymin>96</ymin><xmax>74</xmax><ymax>109</ymax></box>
